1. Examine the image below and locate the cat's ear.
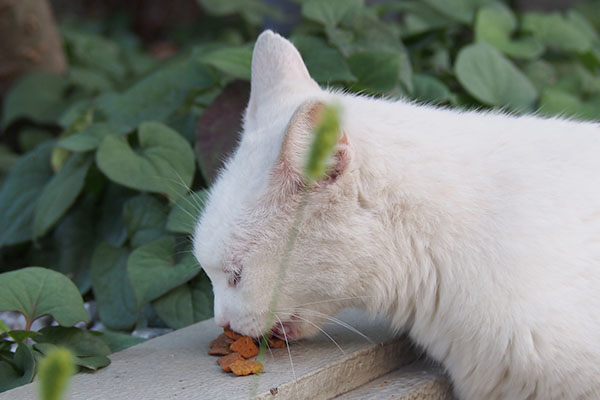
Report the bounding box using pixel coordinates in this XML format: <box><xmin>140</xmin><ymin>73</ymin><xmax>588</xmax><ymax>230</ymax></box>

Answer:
<box><xmin>274</xmin><ymin>100</ymin><xmax>350</xmax><ymax>189</ymax></box>
<box><xmin>247</xmin><ymin>30</ymin><xmax>319</xmax><ymax>118</ymax></box>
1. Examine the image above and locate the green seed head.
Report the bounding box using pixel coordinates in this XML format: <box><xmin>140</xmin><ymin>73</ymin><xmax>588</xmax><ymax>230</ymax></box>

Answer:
<box><xmin>38</xmin><ymin>347</ymin><xmax>75</xmax><ymax>400</ymax></box>
<box><xmin>304</xmin><ymin>104</ymin><xmax>341</xmax><ymax>184</ymax></box>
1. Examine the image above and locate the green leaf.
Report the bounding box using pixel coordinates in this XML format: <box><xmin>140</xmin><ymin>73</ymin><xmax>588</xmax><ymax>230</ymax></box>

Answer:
<box><xmin>97</xmin><ymin>184</ymin><xmax>130</xmax><ymax>247</ymax></box>
<box><xmin>196</xmin><ymin>0</ymin><xmax>280</xmax><ymax>25</ymax></box>
<box><xmin>522</xmin><ymin>60</ymin><xmax>557</xmax><ymax>92</ymax></box>
<box><xmin>538</xmin><ymin>89</ymin><xmax>600</xmax><ymax>121</ymax></box>
<box><xmin>57</xmin><ymin>123</ymin><xmax>116</xmax><ymax>152</ymax></box>
<box><xmin>166</xmin><ymin>191</ymin><xmax>208</xmax><ymax>234</ymax></box>
<box><xmin>301</xmin><ymin>0</ymin><xmax>364</xmax><ymax>26</ymax></box>
<box><xmin>522</xmin><ymin>12</ymin><xmax>595</xmax><ymax>53</ymax></box>
<box><xmin>127</xmin><ymin>237</ymin><xmax>201</xmax><ymax>309</ymax></box>
<box><xmin>454</xmin><ymin>42</ymin><xmax>537</xmax><ymax>111</ymax></box>
<box><xmin>53</xmin><ymin>196</ymin><xmax>96</xmax><ymax>293</ymax></box>
<box><xmin>36</xmin><ymin>327</ymin><xmax>110</xmax><ymax>357</ymax></box>
<box><xmin>348</xmin><ymin>51</ymin><xmax>403</xmax><ymax>93</ymax></box>
<box><xmin>33</xmin><ymin>154</ymin><xmax>93</xmax><ymax>238</ymax></box>
<box><xmin>2</xmin><ymin>73</ymin><xmax>70</xmax><ymax>127</ymax></box>
<box><xmin>199</xmin><ymin>47</ymin><xmax>252</xmax><ymax>80</ymax></box>
<box><xmin>68</xmin><ymin>66</ymin><xmax>115</xmax><ymax>93</ymax></box>
<box><xmin>38</xmin><ymin>347</ymin><xmax>75</xmax><ymax>400</ymax></box>
<box><xmin>0</xmin><ymin>343</ymin><xmax>35</xmax><ymax>393</ymax></box>
<box><xmin>97</xmin><ymin>330</ymin><xmax>145</xmax><ymax>353</ymax></box>
<box><xmin>18</xmin><ymin>128</ymin><xmax>54</xmax><ymax>153</ymax></box>
<box><xmin>152</xmin><ymin>272</ymin><xmax>213</xmax><ymax>329</ymax></box>
<box><xmin>0</xmin><ymin>320</ymin><xmax>8</xmax><ymax>335</ymax></box>
<box><xmin>96</xmin><ymin>122</ymin><xmax>195</xmax><ymax>203</ymax></box>
<box><xmin>292</xmin><ymin>35</ymin><xmax>356</xmax><ymax>84</ymax></box>
<box><xmin>0</xmin><ymin>143</ymin><xmax>53</xmax><ymax>247</ymax></box>
<box><xmin>0</xmin><ymin>267</ymin><xmax>88</xmax><ymax>327</ymax></box>
<box><xmin>62</xmin><ymin>28</ymin><xmax>126</xmax><ymax>81</ymax></box>
<box><xmin>474</xmin><ymin>4</ymin><xmax>544</xmax><ymax>59</ymax></box>
<box><xmin>97</xmin><ymin>60</ymin><xmax>215</xmax><ymax>131</ymax></box>
<box><xmin>90</xmin><ymin>243</ymin><xmax>138</xmax><ymax>331</ymax></box>
<box><xmin>422</xmin><ymin>0</ymin><xmax>492</xmax><ymax>24</ymax></box>
<box><xmin>412</xmin><ymin>74</ymin><xmax>453</xmax><ymax>104</ymax></box>
<box><xmin>123</xmin><ymin>195</ymin><xmax>167</xmax><ymax>247</ymax></box>
<box><xmin>35</xmin><ymin>328</ymin><xmax>111</xmax><ymax>371</ymax></box>
<box><xmin>7</xmin><ymin>330</ymin><xmax>40</xmax><ymax>343</ymax></box>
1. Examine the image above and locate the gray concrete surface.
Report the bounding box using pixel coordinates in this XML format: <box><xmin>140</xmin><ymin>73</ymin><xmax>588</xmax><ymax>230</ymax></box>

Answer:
<box><xmin>1</xmin><ymin>309</ymin><xmax>453</xmax><ymax>400</ymax></box>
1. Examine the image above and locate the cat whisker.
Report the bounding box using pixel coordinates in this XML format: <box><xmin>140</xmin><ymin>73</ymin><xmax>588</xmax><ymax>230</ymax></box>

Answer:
<box><xmin>277</xmin><ymin>312</ymin><xmax>346</xmax><ymax>355</ymax></box>
<box><xmin>280</xmin><ymin>307</ymin><xmax>375</xmax><ymax>345</ymax></box>
<box><xmin>272</xmin><ymin>313</ymin><xmax>299</xmax><ymax>399</ymax></box>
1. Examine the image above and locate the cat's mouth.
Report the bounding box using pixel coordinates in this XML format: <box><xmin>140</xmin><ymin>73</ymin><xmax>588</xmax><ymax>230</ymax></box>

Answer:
<box><xmin>270</xmin><ymin>314</ymin><xmax>302</xmax><ymax>341</ymax></box>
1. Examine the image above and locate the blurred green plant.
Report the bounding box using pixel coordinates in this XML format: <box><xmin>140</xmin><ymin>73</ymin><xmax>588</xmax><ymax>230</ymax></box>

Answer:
<box><xmin>38</xmin><ymin>347</ymin><xmax>75</xmax><ymax>400</ymax></box>
<box><xmin>0</xmin><ymin>0</ymin><xmax>599</xmax><ymax>393</ymax></box>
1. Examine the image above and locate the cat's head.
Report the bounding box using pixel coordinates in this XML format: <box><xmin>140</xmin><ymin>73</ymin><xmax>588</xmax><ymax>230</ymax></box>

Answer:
<box><xmin>193</xmin><ymin>31</ymin><xmax>368</xmax><ymax>340</ymax></box>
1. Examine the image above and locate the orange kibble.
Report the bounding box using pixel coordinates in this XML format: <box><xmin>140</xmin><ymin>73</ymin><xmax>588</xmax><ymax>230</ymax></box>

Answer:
<box><xmin>217</xmin><ymin>352</ymin><xmax>244</xmax><ymax>372</ymax></box>
<box><xmin>230</xmin><ymin>336</ymin><xmax>259</xmax><ymax>359</ymax></box>
<box><xmin>223</xmin><ymin>328</ymin><xmax>243</xmax><ymax>340</ymax></box>
<box><xmin>229</xmin><ymin>360</ymin><xmax>264</xmax><ymax>376</ymax></box>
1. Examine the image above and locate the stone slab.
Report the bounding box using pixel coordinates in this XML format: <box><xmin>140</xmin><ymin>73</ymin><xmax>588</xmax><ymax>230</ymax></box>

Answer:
<box><xmin>1</xmin><ymin>309</ymin><xmax>428</xmax><ymax>400</ymax></box>
<box><xmin>335</xmin><ymin>361</ymin><xmax>455</xmax><ymax>400</ymax></box>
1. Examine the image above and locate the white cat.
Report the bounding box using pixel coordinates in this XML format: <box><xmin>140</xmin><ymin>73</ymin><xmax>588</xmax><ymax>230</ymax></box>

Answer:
<box><xmin>193</xmin><ymin>30</ymin><xmax>600</xmax><ymax>399</ymax></box>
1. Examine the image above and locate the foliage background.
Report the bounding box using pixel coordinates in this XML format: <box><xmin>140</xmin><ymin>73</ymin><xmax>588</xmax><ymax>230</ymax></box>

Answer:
<box><xmin>0</xmin><ymin>0</ymin><xmax>599</xmax><ymax>392</ymax></box>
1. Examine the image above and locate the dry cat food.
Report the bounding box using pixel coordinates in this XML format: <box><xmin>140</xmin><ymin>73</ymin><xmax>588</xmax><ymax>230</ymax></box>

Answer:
<box><xmin>208</xmin><ymin>328</ymin><xmax>287</xmax><ymax>376</ymax></box>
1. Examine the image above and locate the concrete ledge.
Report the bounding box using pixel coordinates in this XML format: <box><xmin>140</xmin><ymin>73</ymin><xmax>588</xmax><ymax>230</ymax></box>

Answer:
<box><xmin>1</xmin><ymin>309</ymin><xmax>453</xmax><ymax>400</ymax></box>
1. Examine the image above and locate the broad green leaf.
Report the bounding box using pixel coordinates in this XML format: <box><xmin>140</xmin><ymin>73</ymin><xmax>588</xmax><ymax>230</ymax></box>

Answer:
<box><xmin>98</xmin><ymin>330</ymin><xmax>145</xmax><ymax>353</ymax></box>
<box><xmin>68</xmin><ymin>66</ymin><xmax>115</xmax><ymax>93</ymax></box>
<box><xmin>539</xmin><ymin>89</ymin><xmax>600</xmax><ymax>120</ymax></box>
<box><xmin>96</xmin><ymin>122</ymin><xmax>195</xmax><ymax>203</ymax></box>
<box><xmin>36</xmin><ymin>327</ymin><xmax>111</xmax><ymax>357</ymax></box>
<box><xmin>475</xmin><ymin>5</ymin><xmax>544</xmax><ymax>59</ymax></box>
<box><xmin>196</xmin><ymin>0</ymin><xmax>281</xmax><ymax>25</ymax></box>
<box><xmin>38</xmin><ymin>347</ymin><xmax>75</xmax><ymax>400</ymax></box>
<box><xmin>389</xmin><ymin>1</ymin><xmax>453</xmax><ymax>37</ymax></box>
<box><xmin>97</xmin><ymin>184</ymin><xmax>131</xmax><ymax>247</ymax></box>
<box><xmin>522</xmin><ymin>60</ymin><xmax>557</xmax><ymax>92</ymax></box>
<box><xmin>62</xmin><ymin>28</ymin><xmax>126</xmax><ymax>81</ymax></box>
<box><xmin>97</xmin><ymin>60</ymin><xmax>215</xmax><ymax>131</ymax></box>
<box><xmin>0</xmin><ymin>143</ymin><xmax>53</xmax><ymax>247</ymax></box>
<box><xmin>0</xmin><ymin>145</ymin><xmax>17</xmax><ymax>174</ymax></box>
<box><xmin>57</xmin><ymin>123</ymin><xmax>115</xmax><ymax>152</ymax></box>
<box><xmin>0</xmin><ymin>343</ymin><xmax>35</xmax><ymax>393</ymax></box>
<box><xmin>292</xmin><ymin>35</ymin><xmax>356</xmax><ymax>83</ymax></box>
<box><xmin>0</xmin><ymin>320</ymin><xmax>8</xmax><ymax>335</ymax></box>
<box><xmin>53</xmin><ymin>197</ymin><xmax>97</xmax><ymax>293</ymax></box>
<box><xmin>422</xmin><ymin>0</ymin><xmax>492</xmax><ymax>24</ymax></box>
<box><xmin>33</xmin><ymin>153</ymin><xmax>93</xmax><ymax>238</ymax></box>
<box><xmin>522</xmin><ymin>12</ymin><xmax>594</xmax><ymax>53</ymax></box>
<box><xmin>127</xmin><ymin>237</ymin><xmax>201</xmax><ymax>309</ymax></box>
<box><xmin>455</xmin><ymin>42</ymin><xmax>537</xmax><ymax>111</ymax></box>
<box><xmin>18</xmin><ymin>128</ymin><xmax>54</xmax><ymax>153</ymax></box>
<box><xmin>7</xmin><ymin>330</ymin><xmax>40</xmax><ymax>343</ymax></box>
<box><xmin>166</xmin><ymin>191</ymin><xmax>208</xmax><ymax>234</ymax></box>
<box><xmin>199</xmin><ymin>47</ymin><xmax>252</xmax><ymax>80</ymax></box>
<box><xmin>2</xmin><ymin>73</ymin><xmax>70</xmax><ymax>127</ymax></box>
<box><xmin>348</xmin><ymin>51</ymin><xmax>403</xmax><ymax>93</ymax></box>
<box><xmin>152</xmin><ymin>272</ymin><xmax>213</xmax><ymax>329</ymax></box>
<box><xmin>412</xmin><ymin>74</ymin><xmax>453</xmax><ymax>104</ymax></box>
<box><xmin>90</xmin><ymin>243</ymin><xmax>138</xmax><ymax>331</ymax></box>
<box><xmin>0</xmin><ymin>267</ymin><xmax>88</xmax><ymax>326</ymax></box>
<box><xmin>301</xmin><ymin>0</ymin><xmax>364</xmax><ymax>26</ymax></box>
<box><xmin>123</xmin><ymin>195</ymin><xmax>168</xmax><ymax>247</ymax></box>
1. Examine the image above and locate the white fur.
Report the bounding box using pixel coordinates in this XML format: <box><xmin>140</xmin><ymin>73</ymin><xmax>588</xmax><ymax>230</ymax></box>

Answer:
<box><xmin>193</xmin><ymin>30</ymin><xmax>600</xmax><ymax>399</ymax></box>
